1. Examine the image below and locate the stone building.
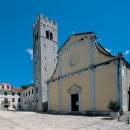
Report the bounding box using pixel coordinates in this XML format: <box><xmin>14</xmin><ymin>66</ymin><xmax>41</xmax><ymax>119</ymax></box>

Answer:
<box><xmin>21</xmin><ymin>85</ymin><xmax>34</xmax><ymax>111</ymax></box>
<box><xmin>0</xmin><ymin>83</ymin><xmax>22</xmax><ymax>110</ymax></box>
<box><xmin>33</xmin><ymin>14</ymin><xmax>58</xmax><ymax>111</ymax></box>
<box><xmin>48</xmin><ymin>32</ymin><xmax>130</xmax><ymax>114</ymax></box>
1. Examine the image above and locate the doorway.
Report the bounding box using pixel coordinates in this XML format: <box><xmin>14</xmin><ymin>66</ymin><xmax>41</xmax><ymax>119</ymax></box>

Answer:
<box><xmin>71</xmin><ymin>94</ymin><xmax>79</xmax><ymax>112</ymax></box>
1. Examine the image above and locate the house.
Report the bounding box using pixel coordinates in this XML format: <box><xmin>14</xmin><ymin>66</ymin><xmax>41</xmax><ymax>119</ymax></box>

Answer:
<box><xmin>0</xmin><ymin>83</ymin><xmax>22</xmax><ymax>110</ymax></box>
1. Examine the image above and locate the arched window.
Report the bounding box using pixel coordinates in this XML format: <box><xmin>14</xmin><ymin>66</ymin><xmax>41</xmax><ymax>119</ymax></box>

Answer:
<box><xmin>46</xmin><ymin>30</ymin><xmax>53</xmax><ymax>40</ymax></box>
<box><xmin>50</xmin><ymin>32</ymin><xmax>53</xmax><ymax>40</ymax></box>
<box><xmin>46</xmin><ymin>31</ymin><xmax>49</xmax><ymax>39</ymax></box>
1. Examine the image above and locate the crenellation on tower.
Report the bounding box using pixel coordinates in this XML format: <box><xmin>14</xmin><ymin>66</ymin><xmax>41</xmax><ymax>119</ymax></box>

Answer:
<box><xmin>33</xmin><ymin>14</ymin><xmax>57</xmax><ymax>30</ymax></box>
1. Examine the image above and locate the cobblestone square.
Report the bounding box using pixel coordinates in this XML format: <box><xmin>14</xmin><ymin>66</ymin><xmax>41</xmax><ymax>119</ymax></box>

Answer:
<box><xmin>0</xmin><ymin>111</ymin><xmax>129</xmax><ymax>130</ymax></box>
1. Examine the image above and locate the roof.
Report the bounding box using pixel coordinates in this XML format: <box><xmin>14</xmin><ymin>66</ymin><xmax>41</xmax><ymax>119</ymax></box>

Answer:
<box><xmin>11</xmin><ymin>88</ymin><xmax>22</xmax><ymax>92</ymax></box>
<box><xmin>21</xmin><ymin>84</ymin><xmax>33</xmax><ymax>90</ymax></box>
<box><xmin>58</xmin><ymin>32</ymin><xmax>94</xmax><ymax>53</ymax></box>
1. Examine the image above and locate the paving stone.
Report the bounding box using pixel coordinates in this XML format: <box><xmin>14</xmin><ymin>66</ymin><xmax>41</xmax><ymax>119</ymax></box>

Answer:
<box><xmin>0</xmin><ymin>111</ymin><xmax>129</xmax><ymax>130</ymax></box>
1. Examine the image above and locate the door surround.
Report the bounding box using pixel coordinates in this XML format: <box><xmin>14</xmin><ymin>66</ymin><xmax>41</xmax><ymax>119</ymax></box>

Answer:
<box><xmin>67</xmin><ymin>85</ymin><xmax>81</xmax><ymax>112</ymax></box>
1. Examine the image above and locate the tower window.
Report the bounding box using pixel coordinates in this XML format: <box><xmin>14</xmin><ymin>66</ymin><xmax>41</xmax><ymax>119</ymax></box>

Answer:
<box><xmin>36</xmin><ymin>87</ymin><xmax>38</xmax><ymax>93</ymax></box>
<box><xmin>44</xmin><ymin>66</ymin><xmax>47</xmax><ymax>71</ymax></box>
<box><xmin>36</xmin><ymin>32</ymin><xmax>38</xmax><ymax>40</ymax></box>
<box><xmin>46</xmin><ymin>31</ymin><xmax>49</xmax><ymax>39</ymax></box>
<box><xmin>50</xmin><ymin>32</ymin><xmax>53</xmax><ymax>40</ymax></box>
<box><xmin>44</xmin><ymin>57</ymin><xmax>47</xmax><ymax>61</ymax></box>
<box><xmin>35</xmin><ymin>35</ymin><xmax>37</xmax><ymax>41</ymax></box>
<box><xmin>46</xmin><ymin>30</ymin><xmax>53</xmax><ymax>41</ymax></box>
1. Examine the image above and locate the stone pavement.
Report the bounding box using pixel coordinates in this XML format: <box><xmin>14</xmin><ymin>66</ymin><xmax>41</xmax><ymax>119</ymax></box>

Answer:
<box><xmin>0</xmin><ymin>111</ymin><xmax>129</xmax><ymax>130</ymax></box>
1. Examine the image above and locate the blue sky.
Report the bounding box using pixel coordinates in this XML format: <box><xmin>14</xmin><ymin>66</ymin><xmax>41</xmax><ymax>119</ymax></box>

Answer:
<box><xmin>0</xmin><ymin>0</ymin><xmax>130</xmax><ymax>87</ymax></box>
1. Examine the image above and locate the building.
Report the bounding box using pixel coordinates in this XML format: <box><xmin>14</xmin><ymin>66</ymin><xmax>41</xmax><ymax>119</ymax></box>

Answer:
<box><xmin>0</xmin><ymin>83</ymin><xmax>22</xmax><ymax>110</ymax></box>
<box><xmin>21</xmin><ymin>85</ymin><xmax>34</xmax><ymax>111</ymax></box>
<box><xmin>33</xmin><ymin>14</ymin><xmax>58</xmax><ymax>111</ymax></box>
<box><xmin>48</xmin><ymin>32</ymin><xmax>130</xmax><ymax>114</ymax></box>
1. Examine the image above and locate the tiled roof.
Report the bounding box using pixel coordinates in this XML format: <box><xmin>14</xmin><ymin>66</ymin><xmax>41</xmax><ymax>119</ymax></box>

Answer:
<box><xmin>11</xmin><ymin>88</ymin><xmax>22</xmax><ymax>92</ymax></box>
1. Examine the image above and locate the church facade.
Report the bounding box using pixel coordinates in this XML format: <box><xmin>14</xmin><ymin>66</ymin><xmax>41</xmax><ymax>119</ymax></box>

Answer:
<box><xmin>32</xmin><ymin>14</ymin><xmax>130</xmax><ymax>113</ymax></box>
<box><xmin>48</xmin><ymin>32</ymin><xmax>130</xmax><ymax>113</ymax></box>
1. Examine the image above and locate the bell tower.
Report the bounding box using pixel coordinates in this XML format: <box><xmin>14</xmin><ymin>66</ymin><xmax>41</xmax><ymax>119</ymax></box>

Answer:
<box><xmin>33</xmin><ymin>14</ymin><xmax>58</xmax><ymax>111</ymax></box>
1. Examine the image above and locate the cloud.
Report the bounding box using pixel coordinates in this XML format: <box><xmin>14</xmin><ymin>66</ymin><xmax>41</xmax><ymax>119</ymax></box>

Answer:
<box><xmin>26</xmin><ymin>48</ymin><xmax>33</xmax><ymax>60</ymax></box>
<box><xmin>105</xmin><ymin>48</ymin><xmax>112</xmax><ymax>53</ymax></box>
<box><xmin>124</xmin><ymin>50</ymin><xmax>130</xmax><ymax>56</ymax></box>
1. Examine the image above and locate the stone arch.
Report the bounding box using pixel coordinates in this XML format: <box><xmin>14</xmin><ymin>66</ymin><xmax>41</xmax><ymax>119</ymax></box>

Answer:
<box><xmin>67</xmin><ymin>84</ymin><xmax>82</xmax><ymax>94</ymax></box>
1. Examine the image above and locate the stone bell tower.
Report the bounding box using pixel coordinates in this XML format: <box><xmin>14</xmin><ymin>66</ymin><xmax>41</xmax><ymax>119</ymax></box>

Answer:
<box><xmin>33</xmin><ymin>14</ymin><xmax>58</xmax><ymax>111</ymax></box>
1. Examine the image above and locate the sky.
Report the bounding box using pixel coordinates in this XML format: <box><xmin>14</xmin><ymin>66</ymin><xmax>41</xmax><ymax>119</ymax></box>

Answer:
<box><xmin>0</xmin><ymin>0</ymin><xmax>130</xmax><ymax>87</ymax></box>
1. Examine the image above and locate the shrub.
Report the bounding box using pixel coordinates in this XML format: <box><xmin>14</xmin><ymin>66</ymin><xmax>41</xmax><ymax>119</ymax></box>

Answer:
<box><xmin>107</xmin><ymin>100</ymin><xmax>120</xmax><ymax>112</ymax></box>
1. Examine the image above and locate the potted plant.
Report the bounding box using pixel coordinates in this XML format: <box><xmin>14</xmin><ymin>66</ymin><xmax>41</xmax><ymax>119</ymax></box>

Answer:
<box><xmin>107</xmin><ymin>100</ymin><xmax>120</xmax><ymax>119</ymax></box>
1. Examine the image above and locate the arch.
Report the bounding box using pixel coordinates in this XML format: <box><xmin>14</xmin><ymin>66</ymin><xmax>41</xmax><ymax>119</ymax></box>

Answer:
<box><xmin>67</xmin><ymin>84</ymin><xmax>82</xmax><ymax>94</ymax></box>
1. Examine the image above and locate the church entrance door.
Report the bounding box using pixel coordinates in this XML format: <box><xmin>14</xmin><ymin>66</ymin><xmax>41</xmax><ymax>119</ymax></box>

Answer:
<box><xmin>71</xmin><ymin>94</ymin><xmax>79</xmax><ymax>112</ymax></box>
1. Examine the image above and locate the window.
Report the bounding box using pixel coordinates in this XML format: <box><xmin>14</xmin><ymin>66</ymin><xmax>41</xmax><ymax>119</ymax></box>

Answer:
<box><xmin>44</xmin><ymin>66</ymin><xmax>47</xmax><ymax>71</ymax></box>
<box><xmin>12</xmin><ymin>98</ymin><xmax>15</xmax><ymax>102</ymax></box>
<box><xmin>4</xmin><ymin>92</ymin><xmax>7</xmax><ymax>96</ymax></box>
<box><xmin>46</xmin><ymin>30</ymin><xmax>53</xmax><ymax>40</ymax></box>
<box><xmin>35</xmin><ymin>35</ymin><xmax>37</xmax><ymax>41</ymax></box>
<box><xmin>36</xmin><ymin>87</ymin><xmax>38</xmax><ymax>93</ymax></box>
<box><xmin>12</xmin><ymin>105</ymin><xmax>16</xmax><ymax>109</ymax></box>
<box><xmin>50</xmin><ymin>32</ymin><xmax>53</xmax><ymax>40</ymax></box>
<box><xmin>46</xmin><ymin>31</ymin><xmax>49</xmax><ymax>39</ymax></box>
<box><xmin>25</xmin><ymin>101</ymin><xmax>26</xmax><ymax>105</ymax></box>
<box><xmin>44</xmin><ymin>57</ymin><xmax>47</xmax><ymax>61</ymax></box>
<box><xmin>18</xmin><ymin>93</ymin><xmax>20</xmax><ymax>96</ymax></box>
<box><xmin>2</xmin><ymin>86</ymin><xmax>4</xmax><ymax>89</ymax></box>
<box><xmin>36</xmin><ymin>32</ymin><xmax>38</xmax><ymax>40</ymax></box>
<box><xmin>29</xmin><ymin>91</ymin><xmax>30</xmax><ymax>95</ymax></box>
<box><xmin>7</xmin><ymin>86</ymin><xmax>9</xmax><ymax>89</ymax></box>
<box><xmin>12</xmin><ymin>92</ymin><xmax>15</xmax><ymax>96</ymax></box>
<box><xmin>32</xmin><ymin>89</ymin><xmax>33</xmax><ymax>94</ymax></box>
<box><xmin>18</xmin><ymin>99</ymin><xmax>21</xmax><ymax>102</ymax></box>
<box><xmin>4</xmin><ymin>98</ymin><xmax>8</xmax><ymax>102</ymax></box>
<box><xmin>37</xmin><ymin>99</ymin><xmax>38</xmax><ymax>103</ymax></box>
<box><xmin>44</xmin><ymin>44</ymin><xmax>46</xmax><ymax>47</ymax></box>
<box><xmin>19</xmin><ymin>105</ymin><xmax>21</xmax><ymax>109</ymax></box>
<box><xmin>26</xmin><ymin>92</ymin><xmax>28</xmax><ymax>96</ymax></box>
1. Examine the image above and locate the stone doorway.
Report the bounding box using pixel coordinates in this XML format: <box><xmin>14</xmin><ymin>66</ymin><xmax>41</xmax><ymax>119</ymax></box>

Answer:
<box><xmin>71</xmin><ymin>94</ymin><xmax>79</xmax><ymax>112</ymax></box>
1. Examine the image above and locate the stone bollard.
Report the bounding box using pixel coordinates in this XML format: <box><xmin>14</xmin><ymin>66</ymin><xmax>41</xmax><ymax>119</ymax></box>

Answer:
<box><xmin>127</xmin><ymin>116</ymin><xmax>130</xmax><ymax>124</ymax></box>
<box><xmin>118</xmin><ymin>116</ymin><xmax>120</xmax><ymax>122</ymax></box>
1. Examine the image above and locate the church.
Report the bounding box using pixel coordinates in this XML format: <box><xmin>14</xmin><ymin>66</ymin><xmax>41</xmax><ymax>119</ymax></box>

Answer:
<box><xmin>47</xmin><ymin>32</ymin><xmax>130</xmax><ymax>114</ymax></box>
<box><xmin>33</xmin><ymin>14</ymin><xmax>130</xmax><ymax>113</ymax></box>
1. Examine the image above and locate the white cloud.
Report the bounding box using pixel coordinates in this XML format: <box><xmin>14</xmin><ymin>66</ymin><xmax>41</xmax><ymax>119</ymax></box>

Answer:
<box><xmin>105</xmin><ymin>48</ymin><xmax>112</xmax><ymax>53</ymax></box>
<box><xmin>26</xmin><ymin>48</ymin><xmax>33</xmax><ymax>60</ymax></box>
<box><xmin>124</xmin><ymin>50</ymin><xmax>130</xmax><ymax>56</ymax></box>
